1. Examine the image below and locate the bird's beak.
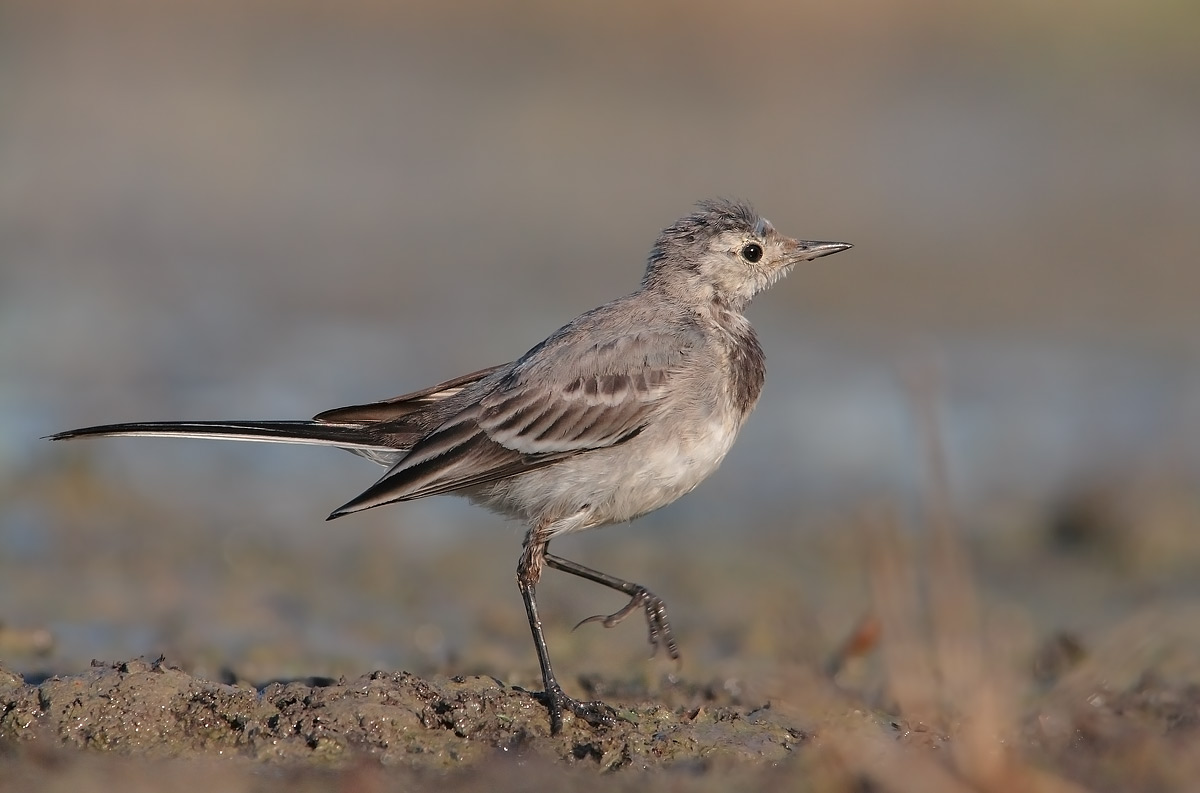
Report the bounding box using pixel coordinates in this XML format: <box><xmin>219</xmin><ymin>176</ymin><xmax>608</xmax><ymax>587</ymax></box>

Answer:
<box><xmin>793</xmin><ymin>240</ymin><xmax>853</xmax><ymax>261</ymax></box>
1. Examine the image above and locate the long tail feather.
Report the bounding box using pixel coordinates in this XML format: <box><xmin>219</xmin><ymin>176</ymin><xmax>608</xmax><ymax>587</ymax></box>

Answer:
<box><xmin>47</xmin><ymin>420</ymin><xmax>403</xmax><ymax>455</ymax></box>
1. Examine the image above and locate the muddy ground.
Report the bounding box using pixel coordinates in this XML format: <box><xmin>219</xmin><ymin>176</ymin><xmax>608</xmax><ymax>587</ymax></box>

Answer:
<box><xmin>5</xmin><ymin>482</ymin><xmax>1200</xmax><ymax>792</ymax></box>
<box><xmin>4</xmin><ymin>633</ymin><xmax>1200</xmax><ymax>792</ymax></box>
<box><xmin>0</xmin><ymin>657</ymin><xmax>809</xmax><ymax>771</ymax></box>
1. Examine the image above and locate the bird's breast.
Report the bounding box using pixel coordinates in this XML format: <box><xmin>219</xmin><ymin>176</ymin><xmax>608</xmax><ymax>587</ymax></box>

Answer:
<box><xmin>711</xmin><ymin>311</ymin><xmax>766</xmax><ymax>419</ymax></box>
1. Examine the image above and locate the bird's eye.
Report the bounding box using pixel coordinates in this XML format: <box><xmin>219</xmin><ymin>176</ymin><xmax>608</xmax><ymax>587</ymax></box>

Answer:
<box><xmin>741</xmin><ymin>243</ymin><xmax>763</xmax><ymax>263</ymax></box>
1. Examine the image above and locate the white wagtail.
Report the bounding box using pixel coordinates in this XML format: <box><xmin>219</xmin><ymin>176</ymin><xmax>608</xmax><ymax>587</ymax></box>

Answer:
<box><xmin>51</xmin><ymin>199</ymin><xmax>851</xmax><ymax>733</ymax></box>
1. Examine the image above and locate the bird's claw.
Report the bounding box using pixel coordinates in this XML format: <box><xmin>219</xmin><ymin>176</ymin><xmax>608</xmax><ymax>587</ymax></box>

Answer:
<box><xmin>572</xmin><ymin>586</ymin><xmax>679</xmax><ymax>661</ymax></box>
<box><xmin>540</xmin><ymin>683</ymin><xmax>618</xmax><ymax>734</ymax></box>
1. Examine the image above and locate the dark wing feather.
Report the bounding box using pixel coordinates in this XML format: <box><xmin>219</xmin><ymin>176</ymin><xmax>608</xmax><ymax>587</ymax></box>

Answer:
<box><xmin>313</xmin><ymin>365</ymin><xmax>507</xmax><ymax>423</ymax></box>
<box><xmin>330</xmin><ymin>412</ymin><xmax>575</xmax><ymax>513</ymax></box>
<box><xmin>480</xmin><ymin>366</ymin><xmax>669</xmax><ymax>453</ymax></box>
<box><xmin>328</xmin><ymin>328</ymin><xmax>696</xmax><ymax>517</ymax></box>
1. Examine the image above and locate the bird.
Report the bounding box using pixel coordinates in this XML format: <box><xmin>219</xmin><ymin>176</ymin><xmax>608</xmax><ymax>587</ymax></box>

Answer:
<box><xmin>50</xmin><ymin>199</ymin><xmax>852</xmax><ymax>733</ymax></box>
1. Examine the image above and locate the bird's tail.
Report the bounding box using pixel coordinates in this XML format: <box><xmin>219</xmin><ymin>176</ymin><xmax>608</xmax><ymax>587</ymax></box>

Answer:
<box><xmin>48</xmin><ymin>420</ymin><xmax>409</xmax><ymax>464</ymax></box>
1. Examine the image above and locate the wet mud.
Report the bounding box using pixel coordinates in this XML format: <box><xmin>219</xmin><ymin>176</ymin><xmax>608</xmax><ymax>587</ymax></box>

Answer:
<box><xmin>5</xmin><ymin>642</ymin><xmax>1200</xmax><ymax>793</ymax></box>
<box><xmin>0</xmin><ymin>656</ymin><xmax>812</xmax><ymax>771</ymax></box>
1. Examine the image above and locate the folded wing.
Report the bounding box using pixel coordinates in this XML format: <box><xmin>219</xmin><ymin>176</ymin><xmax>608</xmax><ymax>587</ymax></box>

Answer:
<box><xmin>328</xmin><ymin>329</ymin><xmax>696</xmax><ymax>517</ymax></box>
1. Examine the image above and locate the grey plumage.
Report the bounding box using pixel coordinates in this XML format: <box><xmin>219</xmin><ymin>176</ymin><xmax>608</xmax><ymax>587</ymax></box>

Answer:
<box><xmin>50</xmin><ymin>198</ymin><xmax>852</xmax><ymax>733</ymax></box>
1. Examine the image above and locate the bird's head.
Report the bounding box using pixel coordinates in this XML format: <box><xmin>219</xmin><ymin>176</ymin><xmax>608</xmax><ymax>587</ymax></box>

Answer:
<box><xmin>643</xmin><ymin>199</ymin><xmax>851</xmax><ymax>311</ymax></box>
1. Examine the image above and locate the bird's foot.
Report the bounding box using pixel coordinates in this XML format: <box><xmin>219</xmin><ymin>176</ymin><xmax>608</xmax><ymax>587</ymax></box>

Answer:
<box><xmin>540</xmin><ymin>682</ymin><xmax>618</xmax><ymax>734</ymax></box>
<box><xmin>573</xmin><ymin>585</ymin><xmax>679</xmax><ymax>661</ymax></box>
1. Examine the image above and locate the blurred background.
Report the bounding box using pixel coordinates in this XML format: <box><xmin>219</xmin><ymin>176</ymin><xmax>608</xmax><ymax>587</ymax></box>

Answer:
<box><xmin>2</xmin><ymin>0</ymin><xmax>1199</xmax><ymax>687</ymax></box>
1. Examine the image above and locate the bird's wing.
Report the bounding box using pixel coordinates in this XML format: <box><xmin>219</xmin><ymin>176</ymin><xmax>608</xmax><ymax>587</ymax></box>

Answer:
<box><xmin>328</xmin><ymin>327</ymin><xmax>698</xmax><ymax>516</ymax></box>
<box><xmin>313</xmin><ymin>364</ymin><xmax>507</xmax><ymax>423</ymax></box>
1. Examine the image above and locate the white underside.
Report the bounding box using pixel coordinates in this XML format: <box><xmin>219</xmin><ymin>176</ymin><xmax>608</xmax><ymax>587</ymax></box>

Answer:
<box><xmin>467</xmin><ymin>417</ymin><xmax>741</xmax><ymax>537</ymax></box>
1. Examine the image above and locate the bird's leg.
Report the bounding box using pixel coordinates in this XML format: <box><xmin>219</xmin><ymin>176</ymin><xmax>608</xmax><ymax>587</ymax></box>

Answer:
<box><xmin>544</xmin><ymin>552</ymin><xmax>679</xmax><ymax>662</ymax></box>
<box><xmin>517</xmin><ymin>534</ymin><xmax>617</xmax><ymax>734</ymax></box>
